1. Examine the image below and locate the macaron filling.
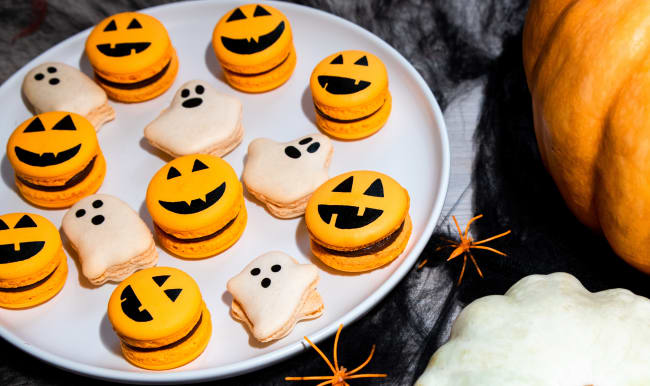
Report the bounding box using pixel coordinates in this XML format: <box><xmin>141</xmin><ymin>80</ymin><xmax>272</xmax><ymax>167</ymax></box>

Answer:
<box><xmin>122</xmin><ymin>312</ymin><xmax>204</xmax><ymax>352</ymax></box>
<box><xmin>314</xmin><ymin>220</ymin><xmax>405</xmax><ymax>257</ymax></box>
<box><xmin>222</xmin><ymin>51</ymin><xmax>291</xmax><ymax>78</ymax></box>
<box><xmin>0</xmin><ymin>262</ymin><xmax>60</xmax><ymax>292</ymax></box>
<box><xmin>16</xmin><ymin>156</ymin><xmax>97</xmax><ymax>192</ymax></box>
<box><xmin>95</xmin><ymin>59</ymin><xmax>171</xmax><ymax>90</ymax></box>
<box><xmin>154</xmin><ymin>211</ymin><xmax>239</xmax><ymax>243</ymax></box>
<box><xmin>314</xmin><ymin>101</ymin><xmax>386</xmax><ymax>123</ymax></box>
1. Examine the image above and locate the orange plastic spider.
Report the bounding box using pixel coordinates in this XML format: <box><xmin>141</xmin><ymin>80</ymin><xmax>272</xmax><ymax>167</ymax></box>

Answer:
<box><xmin>418</xmin><ymin>214</ymin><xmax>511</xmax><ymax>285</ymax></box>
<box><xmin>285</xmin><ymin>324</ymin><xmax>387</xmax><ymax>386</ymax></box>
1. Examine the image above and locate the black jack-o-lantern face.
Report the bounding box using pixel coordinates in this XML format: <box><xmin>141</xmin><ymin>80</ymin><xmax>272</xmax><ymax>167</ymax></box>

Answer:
<box><xmin>0</xmin><ymin>213</ymin><xmax>61</xmax><ymax>266</ymax></box>
<box><xmin>96</xmin><ymin>17</ymin><xmax>149</xmax><ymax>57</ymax></box>
<box><xmin>14</xmin><ymin>115</ymin><xmax>80</xmax><ymax>167</ymax></box>
<box><xmin>158</xmin><ymin>159</ymin><xmax>225</xmax><ymax>215</ymax></box>
<box><xmin>317</xmin><ymin>175</ymin><xmax>385</xmax><ymax>229</ymax></box>
<box><xmin>120</xmin><ymin>274</ymin><xmax>183</xmax><ymax>322</ymax></box>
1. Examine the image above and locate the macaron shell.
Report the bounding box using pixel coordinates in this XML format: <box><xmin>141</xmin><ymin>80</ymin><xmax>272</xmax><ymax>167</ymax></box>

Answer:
<box><xmin>108</xmin><ymin>267</ymin><xmax>203</xmax><ymax>344</ymax></box>
<box><xmin>7</xmin><ymin>112</ymin><xmax>99</xmax><ymax>181</ymax></box>
<box><xmin>120</xmin><ymin>304</ymin><xmax>211</xmax><ymax>370</ymax></box>
<box><xmin>14</xmin><ymin>150</ymin><xmax>106</xmax><ymax>209</ymax></box>
<box><xmin>305</xmin><ymin>170</ymin><xmax>409</xmax><ymax>249</ymax></box>
<box><xmin>85</xmin><ymin>12</ymin><xmax>172</xmax><ymax>78</ymax></box>
<box><xmin>316</xmin><ymin>92</ymin><xmax>392</xmax><ymax>140</ymax></box>
<box><xmin>212</xmin><ymin>4</ymin><xmax>293</xmax><ymax>73</ymax></box>
<box><xmin>222</xmin><ymin>46</ymin><xmax>296</xmax><ymax>93</ymax></box>
<box><xmin>0</xmin><ymin>249</ymin><xmax>68</xmax><ymax>309</ymax></box>
<box><xmin>311</xmin><ymin>213</ymin><xmax>412</xmax><ymax>272</ymax></box>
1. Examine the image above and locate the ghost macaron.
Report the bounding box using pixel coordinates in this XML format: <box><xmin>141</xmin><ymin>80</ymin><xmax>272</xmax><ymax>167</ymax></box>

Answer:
<box><xmin>305</xmin><ymin>171</ymin><xmax>412</xmax><ymax>272</ymax></box>
<box><xmin>85</xmin><ymin>12</ymin><xmax>178</xmax><ymax>102</ymax></box>
<box><xmin>107</xmin><ymin>266</ymin><xmax>211</xmax><ymax>370</ymax></box>
<box><xmin>146</xmin><ymin>154</ymin><xmax>247</xmax><ymax>258</ymax></box>
<box><xmin>62</xmin><ymin>194</ymin><xmax>158</xmax><ymax>285</ymax></box>
<box><xmin>6</xmin><ymin>111</ymin><xmax>106</xmax><ymax>208</ymax></box>
<box><xmin>144</xmin><ymin>80</ymin><xmax>244</xmax><ymax>158</ymax></box>
<box><xmin>310</xmin><ymin>50</ymin><xmax>391</xmax><ymax>139</ymax></box>
<box><xmin>212</xmin><ymin>4</ymin><xmax>296</xmax><ymax>92</ymax></box>
<box><xmin>0</xmin><ymin>213</ymin><xmax>68</xmax><ymax>309</ymax></box>
<box><xmin>22</xmin><ymin>62</ymin><xmax>115</xmax><ymax>130</ymax></box>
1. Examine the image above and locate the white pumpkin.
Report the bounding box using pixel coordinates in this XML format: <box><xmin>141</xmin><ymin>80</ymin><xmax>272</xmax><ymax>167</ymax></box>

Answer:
<box><xmin>416</xmin><ymin>272</ymin><xmax>650</xmax><ymax>386</ymax></box>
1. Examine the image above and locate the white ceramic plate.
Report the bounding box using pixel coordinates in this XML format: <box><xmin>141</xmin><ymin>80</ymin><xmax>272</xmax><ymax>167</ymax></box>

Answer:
<box><xmin>0</xmin><ymin>0</ymin><xmax>449</xmax><ymax>383</ymax></box>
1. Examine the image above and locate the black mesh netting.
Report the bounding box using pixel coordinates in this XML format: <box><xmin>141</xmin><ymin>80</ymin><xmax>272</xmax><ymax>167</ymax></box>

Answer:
<box><xmin>2</xmin><ymin>1</ymin><xmax>646</xmax><ymax>385</ymax></box>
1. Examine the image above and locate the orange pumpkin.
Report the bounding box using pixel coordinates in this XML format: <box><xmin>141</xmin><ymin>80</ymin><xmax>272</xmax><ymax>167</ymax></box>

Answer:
<box><xmin>523</xmin><ymin>0</ymin><xmax>650</xmax><ymax>274</ymax></box>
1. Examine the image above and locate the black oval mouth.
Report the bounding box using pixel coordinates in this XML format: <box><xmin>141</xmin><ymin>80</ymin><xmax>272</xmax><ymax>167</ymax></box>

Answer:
<box><xmin>221</xmin><ymin>21</ymin><xmax>285</xmax><ymax>55</ymax></box>
<box><xmin>15</xmin><ymin>144</ymin><xmax>81</xmax><ymax>167</ymax></box>
<box><xmin>182</xmin><ymin>98</ymin><xmax>203</xmax><ymax>108</ymax></box>
<box><xmin>158</xmin><ymin>182</ymin><xmax>226</xmax><ymax>215</ymax></box>
<box><xmin>0</xmin><ymin>241</ymin><xmax>45</xmax><ymax>264</ymax></box>
<box><xmin>317</xmin><ymin>75</ymin><xmax>371</xmax><ymax>95</ymax></box>
<box><xmin>96</xmin><ymin>42</ymin><xmax>151</xmax><ymax>57</ymax></box>
<box><xmin>317</xmin><ymin>204</ymin><xmax>383</xmax><ymax>229</ymax></box>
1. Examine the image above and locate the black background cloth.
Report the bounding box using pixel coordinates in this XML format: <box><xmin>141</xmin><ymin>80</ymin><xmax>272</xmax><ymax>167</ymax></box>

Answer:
<box><xmin>2</xmin><ymin>0</ymin><xmax>647</xmax><ymax>385</ymax></box>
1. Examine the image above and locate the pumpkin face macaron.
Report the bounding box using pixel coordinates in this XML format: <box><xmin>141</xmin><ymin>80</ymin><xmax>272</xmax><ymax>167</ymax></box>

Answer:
<box><xmin>108</xmin><ymin>266</ymin><xmax>211</xmax><ymax>370</ymax></box>
<box><xmin>310</xmin><ymin>50</ymin><xmax>391</xmax><ymax>140</ymax></box>
<box><xmin>6</xmin><ymin>111</ymin><xmax>106</xmax><ymax>208</ymax></box>
<box><xmin>85</xmin><ymin>12</ymin><xmax>178</xmax><ymax>102</ymax></box>
<box><xmin>146</xmin><ymin>154</ymin><xmax>247</xmax><ymax>258</ymax></box>
<box><xmin>305</xmin><ymin>171</ymin><xmax>411</xmax><ymax>272</ymax></box>
<box><xmin>0</xmin><ymin>213</ymin><xmax>68</xmax><ymax>309</ymax></box>
<box><xmin>212</xmin><ymin>4</ymin><xmax>296</xmax><ymax>92</ymax></box>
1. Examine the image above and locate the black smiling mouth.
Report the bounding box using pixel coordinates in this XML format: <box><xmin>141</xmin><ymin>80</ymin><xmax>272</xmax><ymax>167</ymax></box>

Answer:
<box><xmin>317</xmin><ymin>205</ymin><xmax>383</xmax><ymax>229</ymax></box>
<box><xmin>317</xmin><ymin>75</ymin><xmax>371</xmax><ymax>95</ymax></box>
<box><xmin>158</xmin><ymin>182</ymin><xmax>226</xmax><ymax>215</ymax></box>
<box><xmin>96</xmin><ymin>42</ymin><xmax>151</xmax><ymax>57</ymax></box>
<box><xmin>0</xmin><ymin>241</ymin><xmax>45</xmax><ymax>264</ymax></box>
<box><xmin>120</xmin><ymin>284</ymin><xmax>153</xmax><ymax>322</ymax></box>
<box><xmin>15</xmin><ymin>144</ymin><xmax>81</xmax><ymax>167</ymax></box>
<box><xmin>221</xmin><ymin>21</ymin><xmax>285</xmax><ymax>55</ymax></box>
<box><xmin>182</xmin><ymin>98</ymin><xmax>203</xmax><ymax>108</ymax></box>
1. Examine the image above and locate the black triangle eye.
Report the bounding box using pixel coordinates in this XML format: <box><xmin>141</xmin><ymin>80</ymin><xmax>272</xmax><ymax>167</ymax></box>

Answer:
<box><xmin>192</xmin><ymin>159</ymin><xmax>209</xmax><ymax>172</ymax></box>
<box><xmin>51</xmin><ymin>115</ymin><xmax>76</xmax><ymax>131</ymax></box>
<box><xmin>167</xmin><ymin>167</ymin><xmax>181</xmax><ymax>180</ymax></box>
<box><xmin>0</xmin><ymin>219</ymin><xmax>8</xmax><ymax>231</ymax></box>
<box><xmin>164</xmin><ymin>289</ymin><xmax>182</xmax><ymax>302</ymax></box>
<box><xmin>127</xmin><ymin>18</ymin><xmax>142</xmax><ymax>29</ymax></box>
<box><xmin>152</xmin><ymin>275</ymin><xmax>170</xmax><ymax>287</ymax></box>
<box><xmin>23</xmin><ymin>117</ymin><xmax>46</xmax><ymax>133</ymax></box>
<box><xmin>332</xmin><ymin>176</ymin><xmax>353</xmax><ymax>193</ymax></box>
<box><xmin>103</xmin><ymin>19</ymin><xmax>117</xmax><ymax>32</ymax></box>
<box><xmin>226</xmin><ymin>8</ymin><xmax>246</xmax><ymax>22</ymax></box>
<box><xmin>253</xmin><ymin>5</ymin><xmax>271</xmax><ymax>17</ymax></box>
<box><xmin>363</xmin><ymin>178</ymin><xmax>384</xmax><ymax>197</ymax></box>
<box><xmin>330</xmin><ymin>54</ymin><xmax>343</xmax><ymax>65</ymax></box>
<box><xmin>14</xmin><ymin>215</ymin><xmax>38</xmax><ymax>229</ymax></box>
<box><xmin>354</xmin><ymin>56</ymin><xmax>368</xmax><ymax>66</ymax></box>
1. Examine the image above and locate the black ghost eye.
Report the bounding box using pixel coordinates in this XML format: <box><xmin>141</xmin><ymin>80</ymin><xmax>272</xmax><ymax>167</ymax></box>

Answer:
<box><xmin>23</xmin><ymin>117</ymin><xmax>46</xmax><ymax>133</ymax></box>
<box><xmin>49</xmin><ymin>78</ymin><xmax>60</xmax><ymax>85</ymax></box>
<box><xmin>0</xmin><ymin>219</ymin><xmax>8</xmax><ymax>231</ymax></box>
<box><xmin>253</xmin><ymin>5</ymin><xmax>271</xmax><ymax>17</ymax></box>
<box><xmin>330</xmin><ymin>54</ymin><xmax>344</xmax><ymax>65</ymax></box>
<box><xmin>195</xmin><ymin>85</ymin><xmax>204</xmax><ymax>94</ymax></box>
<box><xmin>34</xmin><ymin>73</ymin><xmax>44</xmax><ymax>81</ymax></box>
<box><xmin>363</xmin><ymin>178</ymin><xmax>384</xmax><ymax>197</ymax></box>
<box><xmin>167</xmin><ymin>167</ymin><xmax>181</xmax><ymax>180</ymax></box>
<box><xmin>14</xmin><ymin>215</ymin><xmax>37</xmax><ymax>228</ymax></box>
<box><xmin>47</xmin><ymin>66</ymin><xmax>57</xmax><ymax>73</ymax></box>
<box><xmin>181</xmin><ymin>89</ymin><xmax>190</xmax><ymax>98</ymax></box>
<box><xmin>51</xmin><ymin>114</ymin><xmax>76</xmax><ymax>130</ymax></box>
<box><xmin>226</xmin><ymin>7</ymin><xmax>246</xmax><ymax>22</ymax></box>
<box><xmin>354</xmin><ymin>56</ymin><xmax>369</xmax><ymax>66</ymax></box>
<box><xmin>127</xmin><ymin>18</ymin><xmax>142</xmax><ymax>29</ymax></box>
<box><xmin>299</xmin><ymin>137</ymin><xmax>312</xmax><ymax>145</ymax></box>
<box><xmin>91</xmin><ymin>215</ymin><xmax>105</xmax><ymax>225</ymax></box>
<box><xmin>152</xmin><ymin>275</ymin><xmax>170</xmax><ymax>286</ymax></box>
<box><xmin>250</xmin><ymin>268</ymin><xmax>260</xmax><ymax>276</ymax></box>
<box><xmin>307</xmin><ymin>142</ymin><xmax>320</xmax><ymax>153</ymax></box>
<box><xmin>332</xmin><ymin>176</ymin><xmax>353</xmax><ymax>193</ymax></box>
<box><xmin>92</xmin><ymin>200</ymin><xmax>103</xmax><ymax>208</ymax></box>
<box><xmin>271</xmin><ymin>264</ymin><xmax>281</xmax><ymax>272</ymax></box>
<box><xmin>284</xmin><ymin>146</ymin><xmax>301</xmax><ymax>159</ymax></box>
<box><xmin>261</xmin><ymin>278</ymin><xmax>271</xmax><ymax>288</ymax></box>
<box><xmin>103</xmin><ymin>19</ymin><xmax>117</xmax><ymax>32</ymax></box>
<box><xmin>75</xmin><ymin>209</ymin><xmax>86</xmax><ymax>218</ymax></box>
<box><xmin>164</xmin><ymin>289</ymin><xmax>182</xmax><ymax>302</ymax></box>
<box><xmin>192</xmin><ymin>159</ymin><xmax>209</xmax><ymax>172</ymax></box>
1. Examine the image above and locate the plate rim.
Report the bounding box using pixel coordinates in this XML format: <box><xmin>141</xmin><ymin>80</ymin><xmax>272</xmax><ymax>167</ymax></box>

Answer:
<box><xmin>0</xmin><ymin>0</ymin><xmax>450</xmax><ymax>383</ymax></box>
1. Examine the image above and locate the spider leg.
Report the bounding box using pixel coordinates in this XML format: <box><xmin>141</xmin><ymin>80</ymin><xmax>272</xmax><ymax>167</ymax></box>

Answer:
<box><xmin>447</xmin><ymin>246</ymin><xmax>465</xmax><ymax>261</ymax></box>
<box><xmin>473</xmin><ymin>230</ymin><xmax>511</xmax><ymax>245</ymax></box>
<box><xmin>463</xmin><ymin>214</ymin><xmax>483</xmax><ymax>238</ymax></box>
<box><xmin>468</xmin><ymin>251</ymin><xmax>484</xmax><ymax>278</ymax></box>
<box><xmin>470</xmin><ymin>245</ymin><xmax>507</xmax><ymax>256</ymax></box>
<box><xmin>457</xmin><ymin>254</ymin><xmax>468</xmax><ymax>285</ymax></box>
